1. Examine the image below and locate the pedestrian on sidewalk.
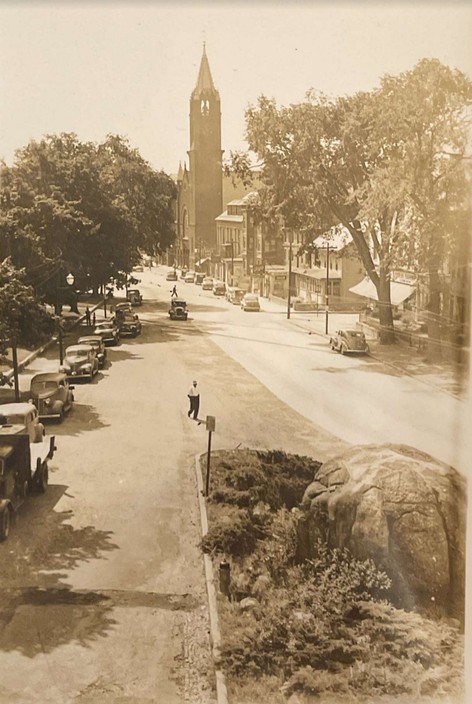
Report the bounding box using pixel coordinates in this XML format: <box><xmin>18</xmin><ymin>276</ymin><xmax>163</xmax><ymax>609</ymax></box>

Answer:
<box><xmin>85</xmin><ymin>306</ymin><xmax>91</xmax><ymax>326</ymax></box>
<box><xmin>187</xmin><ymin>380</ymin><xmax>200</xmax><ymax>420</ymax></box>
<box><xmin>92</xmin><ymin>312</ymin><xmax>96</xmax><ymax>327</ymax></box>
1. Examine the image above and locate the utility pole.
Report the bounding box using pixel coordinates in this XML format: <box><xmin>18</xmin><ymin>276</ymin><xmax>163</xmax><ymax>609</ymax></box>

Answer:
<box><xmin>11</xmin><ymin>337</ymin><xmax>20</xmax><ymax>402</ymax></box>
<box><xmin>287</xmin><ymin>231</ymin><xmax>293</xmax><ymax>320</ymax></box>
<box><xmin>325</xmin><ymin>243</ymin><xmax>330</xmax><ymax>334</ymax></box>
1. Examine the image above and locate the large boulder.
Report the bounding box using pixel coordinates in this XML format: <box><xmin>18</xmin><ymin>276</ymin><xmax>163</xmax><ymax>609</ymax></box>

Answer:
<box><xmin>298</xmin><ymin>444</ymin><xmax>466</xmax><ymax>619</ymax></box>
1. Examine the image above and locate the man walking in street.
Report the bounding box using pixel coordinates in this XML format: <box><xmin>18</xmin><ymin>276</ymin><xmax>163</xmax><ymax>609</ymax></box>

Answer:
<box><xmin>187</xmin><ymin>380</ymin><xmax>200</xmax><ymax>420</ymax></box>
<box><xmin>171</xmin><ymin>285</ymin><xmax>178</xmax><ymax>298</ymax></box>
<box><xmin>85</xmin><ymin>306</ymin><xmax>91</xmax><ymax>326</ymax></box>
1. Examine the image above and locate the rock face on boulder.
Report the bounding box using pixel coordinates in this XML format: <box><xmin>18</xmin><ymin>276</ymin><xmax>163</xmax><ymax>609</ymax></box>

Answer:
<box><xmin>298</xmin><ymin>444</ymin><xmax>466</xmax><ymax>619</ymax></box>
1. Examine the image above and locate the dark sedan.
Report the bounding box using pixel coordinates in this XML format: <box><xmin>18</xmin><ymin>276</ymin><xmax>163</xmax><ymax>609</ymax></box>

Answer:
<box><xmin>329</xmin><ymin>329</ymin><xmax>369</xmax><ymax>355</ymax></box>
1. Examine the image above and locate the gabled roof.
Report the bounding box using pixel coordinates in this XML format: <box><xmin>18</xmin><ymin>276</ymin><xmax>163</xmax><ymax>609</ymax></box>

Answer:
<box><xmin>192</xmin><ymin>43</ymin><xmax>219</xmax><ymax>99</ymax></box>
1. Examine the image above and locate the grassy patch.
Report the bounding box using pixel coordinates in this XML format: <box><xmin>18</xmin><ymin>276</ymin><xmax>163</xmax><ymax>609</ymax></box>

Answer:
<box><xmin>202</xmin><ymin>449</ymin><xmax>464</xmax><ymax>703</ymax></box>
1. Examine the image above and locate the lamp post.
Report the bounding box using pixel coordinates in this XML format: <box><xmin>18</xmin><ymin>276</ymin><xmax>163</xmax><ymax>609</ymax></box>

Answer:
<box><xmin>56</xmin><ymin>271</ymin><xmax>75</xmax><ymax>365</ymax></box>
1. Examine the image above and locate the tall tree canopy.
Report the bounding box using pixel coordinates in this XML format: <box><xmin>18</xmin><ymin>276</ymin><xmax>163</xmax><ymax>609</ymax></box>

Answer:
<box><xmin>0</xmin><ymin>133</ymin><xmax>176</xmax><ymax>300</ymax></box>
<box><xmin>230</xmin><ymin>59</ymin><xmax>472</xmax><ymax>345</ymax></box>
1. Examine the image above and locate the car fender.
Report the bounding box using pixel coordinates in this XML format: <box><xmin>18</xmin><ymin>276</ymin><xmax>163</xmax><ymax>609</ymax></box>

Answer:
<box><xmin>51</xmin><ymin>399</ymin><xmax>64</xmax><ymax>415</ymax></box>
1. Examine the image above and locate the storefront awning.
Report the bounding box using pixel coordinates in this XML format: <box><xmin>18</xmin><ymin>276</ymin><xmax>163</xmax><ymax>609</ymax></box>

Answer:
<box><xmin>349</xmin><ymin>277</ymin><xmax>415</xmax><ymax>305</ymax></box>
<box><xmin>195</xmin><ymin>258</ymin><xmax>210</xmax><ymax>266</ymax></box>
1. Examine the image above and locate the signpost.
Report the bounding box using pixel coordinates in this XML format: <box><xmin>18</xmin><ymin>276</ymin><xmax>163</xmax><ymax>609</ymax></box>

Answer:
<box><xmin>205</xmin><ymin>415</ymin><xmax>216</xmax><ymax>496</ymax></box>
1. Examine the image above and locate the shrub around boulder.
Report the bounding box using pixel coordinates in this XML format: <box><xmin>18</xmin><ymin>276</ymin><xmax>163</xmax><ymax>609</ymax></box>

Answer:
<box><xmin>298</xmin><ymin>443</ymin><xmax>466</xmax><ymax>619</ymax></box>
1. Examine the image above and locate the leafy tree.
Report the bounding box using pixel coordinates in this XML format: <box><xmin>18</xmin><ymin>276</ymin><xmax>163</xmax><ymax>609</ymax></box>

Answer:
<box><xmin>0</xmin><ymin>133</ymin><xmax>176</xmax><ymax>301</ymax></box>
<box><xmin>230</xmin><ymin>59</ymin><xmax>472</xmax><ymax>346</ymax></box>
<box><xmin>0</xmin><ymin>258</ymin><xmax>55</xmax><ymax>348</ymax></box>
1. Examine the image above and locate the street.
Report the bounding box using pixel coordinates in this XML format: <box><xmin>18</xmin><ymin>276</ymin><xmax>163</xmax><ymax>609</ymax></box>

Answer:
<box><xmin>0</xmin><ymin>272</ymin><xmax>348</xmax><ymax>704</ymax></box>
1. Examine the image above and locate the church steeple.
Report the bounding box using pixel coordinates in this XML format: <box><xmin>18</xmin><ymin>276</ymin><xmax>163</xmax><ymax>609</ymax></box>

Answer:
<box><xmin>192</xmin><ymin>43</ymin><xmax>219</xmax><ymax>99</ymax></box>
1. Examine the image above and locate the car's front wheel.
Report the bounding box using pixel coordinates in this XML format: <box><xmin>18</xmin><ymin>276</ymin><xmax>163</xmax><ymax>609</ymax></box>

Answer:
<box><xmin>36</xmin><ymin>461</ymin><xmax>49</xmax><ymax>494</ymax></box>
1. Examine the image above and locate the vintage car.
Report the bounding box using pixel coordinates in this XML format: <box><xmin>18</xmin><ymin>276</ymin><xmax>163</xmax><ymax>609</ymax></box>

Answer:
<box><xmin>117</xmin><ymin>312</ymin><xmax>142</xmax><ymax>337</ymax></box>
<box><xmin>29</xmin><ymin>372</ymin><xmax>74</xmax><ymax>422</ymax></box>
<box><xmin>0</xmin><ymin>426</ymin><xmax>56</xmax><ymax>540</ymax></box>
<box><xmin>241</xmin><ymin>293</ymin><xmax>261</xmax><ymax>311</ymax></box>
<box><xmin>329</xmin><ymin>329</ymin><xmax>370</xmax><ymax>355</ymax></box>
<box><xmin>127</xmin><ymin>288</ymin><xmax>143</xmax><ymax>306</ymax></box>
<box><xmin>212</xmin><ymin>281</ymin><xmax>226</xmax><ymax>296</ymax></box>
<box><xmin>114</xmin><ymin>302</ymin><xmax>133</xmax><ymax>314</ymax></box>
<box><xmin>169</xmin><ymin>299</ymin><xmax>188</xmax><ymax>320</ymax></box>
<box><xmin>59</xmin><ymin>344</ymin><xmax>99</xmax><ymax>380</ymax></box>
<box><xmin>166</xmin><ymin>270</ymin><xmax>178</xmax><ymax>281</ymax></box>
<box><xmin>226</xmin><ymin>287</ymin><xmax>245</xmax><ymax>305</ymax></box>
<box><xmin>0</xmin><ymin>402</ymin><xmax>46</xmax><ymax>443</ymax></box>
<box><xmin>78</xmin><ymin>335</ymin><xmax>107</xmax><ymax>368</ymax></box>
<box><xmin>93</xmin><ymin>321</ymin><xmax>120</xmax><ymax>346</ymax></box>
<box><xmin>184</xmin><ymin>271</ymin><xmax>196</xmax><ymax>283</ymax></box>
<box><xmin>195</xmin><ymin>273</ymin><xmax>205</xmax><ymax>285</ymax></box>
<box><xmin>201</xmin><ymin>277</ymin><xmax>214</xmax><ymax>291</ymax></box>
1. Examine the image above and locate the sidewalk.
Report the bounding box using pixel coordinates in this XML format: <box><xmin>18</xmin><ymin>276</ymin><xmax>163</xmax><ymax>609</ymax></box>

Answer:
<box><xmin>263</xmin><ymin>297</ymin><xmax>468</xmax><ymax>400</ymax></box>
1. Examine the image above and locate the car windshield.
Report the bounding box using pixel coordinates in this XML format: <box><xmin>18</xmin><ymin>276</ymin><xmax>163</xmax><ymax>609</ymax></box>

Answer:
<box><xmin>31</xmin><ymin>379</ymin><xmax>58</xmax><ymax>392</ymax></box>
<box><xmin>66</xmin><ymin>348</ymin><xmax>89</xmax><ymax>359</ymax></box>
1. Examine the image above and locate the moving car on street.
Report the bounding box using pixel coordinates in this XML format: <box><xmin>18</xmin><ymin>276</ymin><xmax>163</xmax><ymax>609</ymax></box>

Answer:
<box><xmin>212</xmin><ymin>281</ymin><xmax>226</xmax><ymax>296</ymax></box>
<box><xmin>241</xmin><ymin>293</ymin><xmax>261</xmax><ymax>311</ymax></box>
<box><xmin>60</xmin><ymin>344</ymin><xmax>99</xmax><ymax>380</ymax></box>
<box><xmin>329</xmin><ymin>329</ymin><xmax>370</xmax><ymax>355</ymax></box>
<box><xmin>184</xmin><ymin>271</ymin><xmax>196</xmax><ymax>283</ymax></box>
<box><xmin>226</xmin><ymin>287</ymin><xmax>245</xmax><ymax>305</ymax></box>
<box><xmin>78</xmin><ymin>335</ymin><xmax>107</xmax><ymax>368</ymax></box>
<box><xmin>201</xmin><ymin>277</ymin><xmax>214</xmax><ymax>291</ymax></box>
<box><xmin>30</xmin><ymin>372</ymin><xmax>74</xmax><ymax>421</ymax></box>
<box><xmin>93</xmin><ymin>321</ymin><xmax>120</xmax><ymax>346</ymax></box>
<box><xmin>168</xmin><ymin>299</ymin><xmax>188</xmax><ymax>321</ymax></box>
<box><xmin>127</xmin><ymin>289</ymin><xmax>143</xmax><ymax>306</ymax></box>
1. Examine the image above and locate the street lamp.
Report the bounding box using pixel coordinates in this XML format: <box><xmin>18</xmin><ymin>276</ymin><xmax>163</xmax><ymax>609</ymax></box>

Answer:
<box><xmin>314</xmin><ymin>244</ymin><xmax>331</xmax><ymax>334</ymax></box>
<box><xmin>56</xmin><ymin>270</ymin><xmax>75</xmax><ymax>365</ymax></box>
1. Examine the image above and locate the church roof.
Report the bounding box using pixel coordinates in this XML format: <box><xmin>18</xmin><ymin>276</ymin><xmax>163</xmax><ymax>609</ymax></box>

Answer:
<box><xmin>192</xmin><ymin>43</ymin><xmax>219</xmax><ymax>99</ymax></box>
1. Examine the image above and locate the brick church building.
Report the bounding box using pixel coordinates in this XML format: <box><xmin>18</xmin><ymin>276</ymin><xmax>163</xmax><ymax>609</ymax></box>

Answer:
<box><xmin>174</xmin><ymin>45</ymin><xmax>249</xmax><ymax>271</ymax></box>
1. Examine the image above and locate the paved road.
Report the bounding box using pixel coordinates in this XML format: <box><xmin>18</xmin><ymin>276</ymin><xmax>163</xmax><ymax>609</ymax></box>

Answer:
<box><xmin>155</xmin><ymin>268</ymin><xmax>470</xmax><ymax>477</ymax></box>
<box><xmin>0</xmin><ymin>279</ymin><xmax>345</xmax><ymax>703</ymax></box>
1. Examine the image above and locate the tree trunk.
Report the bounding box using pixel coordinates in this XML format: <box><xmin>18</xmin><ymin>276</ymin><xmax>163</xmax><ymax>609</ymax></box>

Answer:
<box><xmin>376</xmin><ymin>266</ymin><xmax>395</xmax><ymax>344</ymax></box>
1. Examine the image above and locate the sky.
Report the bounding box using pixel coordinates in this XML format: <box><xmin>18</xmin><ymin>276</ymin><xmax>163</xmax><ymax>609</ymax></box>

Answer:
<box><xmin>1</xmin><ymin>1</ymin><xmax>472</xmax><ymax>175</ymax></box>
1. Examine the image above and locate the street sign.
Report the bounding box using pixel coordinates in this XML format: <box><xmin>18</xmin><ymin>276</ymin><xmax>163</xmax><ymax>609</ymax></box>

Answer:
<box><xmin>206</xmin><ymin>415</ymin><xmax>216</xmax><ymax>432</ymax></box>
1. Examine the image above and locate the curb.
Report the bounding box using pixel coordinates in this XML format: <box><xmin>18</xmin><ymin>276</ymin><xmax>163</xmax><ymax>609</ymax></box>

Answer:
<box><xmin>194</xmin><ymin>453</ymin><xmax>228</xmax><ymax>704</ymax></box>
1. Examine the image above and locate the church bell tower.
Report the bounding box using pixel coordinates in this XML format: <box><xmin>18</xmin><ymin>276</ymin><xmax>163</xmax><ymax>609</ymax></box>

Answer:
<box><xmin>188</xmin><ymin>44</ymin><xmax>223</xmax><ymax>251</ymax></box>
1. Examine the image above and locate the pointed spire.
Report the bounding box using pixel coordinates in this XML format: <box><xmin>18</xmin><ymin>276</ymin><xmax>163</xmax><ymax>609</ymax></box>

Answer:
<box><xmin>192</xmin><ymin>43</ymin><xmax>219</xmax><ymax>99</ymax></box>
<box><xmin>177</xmin><ymin>161</ymin><xmax>183</xmax><ymax>181</ymax></box>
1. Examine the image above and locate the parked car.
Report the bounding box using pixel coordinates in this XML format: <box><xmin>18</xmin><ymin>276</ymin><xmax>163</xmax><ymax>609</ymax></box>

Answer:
<box><xmin>29</xmin><ymin>372</ymin><xmax>74</xmax><ymax>422</ymax></box>
<box><xmin>166</xmin><ymin>270</ymin><xmax>178</xmax><ymax>281</ymax></box>
<box><xmin>169</xmin><ymin>299</ymin><xmax>188</xmax><ymax>321</ymax></box>
<box><xmin>114</xmin><ymin>302</ymin><xmax>133</xmax><ymax>314</ymax></box>
<box><xmin>60</xmin><ymin>344</ymin><xmax>99</xmax><ymax>380</ymax></box>
<box><xmin>133</xmin><ymin>264</ymin><xmax>144</xmax><ymax>272</ymax></box>
<box><xmin>0</xmin><ymin>402</ymin><xmax>45</xmax><ymax>443</ymax></box>
<box><xmin>78</xmin><ymin>335</ymin><xmax>107</xmax><ymax>368</ymax></box>
<box><xmin>93</xmin><ymin>321</ymin><xmax>120</xmax><ymax>346</ymax></box>
<box><xmin>329</xmin><ymin>329</ymin><xmax>369</xmax><ymax>355</ymax></box>
<box><xmin>212</xmin><ymin>281</ymin><xmax>226</xmax><ymax>296</ymax></box>
<box><xmin>201</xmin><ymin>277</ymin><xmax>214</xmax><ymax>291</ymax></box>
<box><xmin>0</xmin><ymin>427</ymin><xmax>56</xmax><ymax>540</ymax></box>
<box><xmin>184</xmin><ymin>271</ymin><xmax>196</xmax><ymax>283</ymax></box>
<box><xmin>59</xmin><ymin>311</ymin><xmax>81</xmax><ymax>331</ymax></box>
<box><xmin>180</xmin><ymin>268</ymin><xmax>188</xmax><ymax>279</ymax></box>
<box><xmin>127</xmin><ymin>288</ymin><xmax>143</xmax><ymax>306</ymax></box>
<box><xmin>195</xmin><ymin>273</ymin><xmax>205</xmax><ymax>285</ymax></box>
<box><xmin>241</xmin><ymin>293</ymin><xmax>261</xmax><ymax>311</ymax></box>
<box><xmin>226</xmin><ymin>287</ymin><xmax>245</xmax><ymax>305</ymax></box>
<box><xmin>118</xmin><ymin>312</ymin><xmax>142</xmax><ymax>337</ymax></box>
